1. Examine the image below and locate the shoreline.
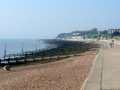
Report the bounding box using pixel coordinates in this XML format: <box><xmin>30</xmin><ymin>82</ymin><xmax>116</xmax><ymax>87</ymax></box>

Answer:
<box><xmin>0</xmin><ymin>39</ymin><xmax>99</xmax><ymax>66</ymax></box>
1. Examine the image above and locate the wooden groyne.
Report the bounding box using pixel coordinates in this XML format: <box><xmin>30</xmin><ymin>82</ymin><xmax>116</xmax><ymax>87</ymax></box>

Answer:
<box><xmin>0</xmin><ymin>39</ymin><xmax>100</xmax><ymax>66</ymax></box>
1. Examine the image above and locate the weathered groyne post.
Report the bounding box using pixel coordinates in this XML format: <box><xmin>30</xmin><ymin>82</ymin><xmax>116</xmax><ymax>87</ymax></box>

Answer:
<box><xmin>0</xmin><ymin>59</ymin><xmax>1</xmax><ymax>64</ymax></box>
<box><xmin>57</xmin><ymin>51</ymin><xmax>60</xmax><ymax>60</ymax></box>
<box><xmin>32</xmin><ymin>52</ymin><xmax>35</xmax><ymax>61</ymax></box>
<box><xmin>65</xmin><ymin>48</ymin><xmax>68</xmax><ymax>57</ymax></box>
<box><xmin>24</xmin><ymin>53</ymin><xmax>27</xmax><ymax>63</ymax></box>
<box><xmin>3</xmin><ymin>65</ymin><xmax>10</xmax><ymax>71</ymax></box>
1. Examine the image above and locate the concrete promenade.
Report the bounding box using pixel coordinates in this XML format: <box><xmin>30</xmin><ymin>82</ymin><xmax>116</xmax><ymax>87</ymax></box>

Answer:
<box><xmin>83</xmin><ymin>42</ymin><xmax>120</xmax><ymax>90</ymax></box>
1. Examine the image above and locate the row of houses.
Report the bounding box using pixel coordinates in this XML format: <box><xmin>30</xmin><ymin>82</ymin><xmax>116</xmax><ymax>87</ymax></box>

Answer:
<box><xmin>71</xmin><ymin>28</ymin><xmax>120</xmax><ymax>39</ymax></box>
<box><xmin>98</xmin><ymin>28</ymin><xmax>120</xmax><ymax>35</ymax></box>
<box><xmin>107</xmin><ymin>29</ymin><xmax>120</xmax><ymax>34</ymax></box>
<box><xmin>57</xmin><ymin>28</ymin><xmax>120</xmax><ymax>39</ymax></box>
<box><xmin>72</xmin><ymin>28</ymin><xmax>120</xmax><ymax>39</ymax></box>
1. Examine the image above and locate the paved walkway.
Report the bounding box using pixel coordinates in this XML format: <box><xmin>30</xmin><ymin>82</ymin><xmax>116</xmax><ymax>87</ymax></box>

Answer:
<box><xmin>83</xmin><ymin>42</ymin><xmax>120</xmax><ymax>90</ymax></box>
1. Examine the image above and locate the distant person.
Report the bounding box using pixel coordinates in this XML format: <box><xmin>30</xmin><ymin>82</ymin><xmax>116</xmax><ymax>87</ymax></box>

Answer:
<box><xmin>109</xmin><ymin>40</ymin><xmax>114</xmax><ymax>48</ymax></box>
<box><xmin>109</xmin><ymin>43</ymin><xmax>113</xmax><ymax>48</ymax></box>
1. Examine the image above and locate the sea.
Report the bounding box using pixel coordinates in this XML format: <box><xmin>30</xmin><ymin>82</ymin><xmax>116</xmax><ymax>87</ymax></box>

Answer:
<box><xmin>0</xmin><ymin>39</ymin><xmax>46</xmax><ymax>58</ymax></box>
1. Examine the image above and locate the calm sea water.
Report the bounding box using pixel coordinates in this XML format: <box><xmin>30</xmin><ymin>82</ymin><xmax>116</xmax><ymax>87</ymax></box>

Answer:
<box><xmin>0</xmin><ymin>39</ymin><xmax>46</xmax><ymax>58</ymax></box>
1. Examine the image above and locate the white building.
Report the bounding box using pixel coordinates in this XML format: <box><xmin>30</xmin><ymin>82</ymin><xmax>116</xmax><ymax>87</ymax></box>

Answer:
<box><xmin>108</xmin><ymin>29</ymin><xmax>120</xmax><ymax>34</ymax></box>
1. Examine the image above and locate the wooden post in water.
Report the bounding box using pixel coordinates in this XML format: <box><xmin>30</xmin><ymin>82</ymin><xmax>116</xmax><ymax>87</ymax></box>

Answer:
<box><xmin>0</xmin><ymin>59</ymin><xmax>1</xmax><ymax>64</ymax></box>
<box><xmin>36</xmin><ymin>41</ymin><xmax>38</xmax><ymax>52</ymax></box>
<box><xmin>57</xmin><ymin>51</ymin><xmax>59</xmax><ymax>60</ymax></box>
<box><xmin>20</xmin><ymin>53</ymin><xmax>21</xmax><ymax>59</ymax></box>
<box><xmin>65</xmin><ymin>48</ymin><xmax>68</xmax><ymax>58</ymax></box>
<box><xmin>32</xmin><ymin>52</ymin><xmax>35</xmax><ymax>61</ymax></box>
<box><xmin>8</xmin><ymin>58</ymin><xmax>10</xmax><ymax>64</ymax></box>
<box><xmin>72</xmin><ymin>47</ymin><xmax>75</xmax><ymax>56</ymax></box>
<box><xmin>22</xmin><ymin>43</ymin><xmax>24</xmax><ymax>54</ymax></box>
<box><xmin>4</xmin><ymin>44</ymin><xmax>6</xmax><ymax>60</ymax></box>
<box><xmin>14</xmin><ymin>54</ymin><xmax>17</xmax><ymax>63</ymax></box>
<box><xmin>16</xmin><ymin>58</ymin><xmax>17</xmax><ymax>63</ymax></box>
<box><xmin>9</xmin><ymin>54</ymin><xmax>10</xmax><ymax>59</ymax></box>
<box><xmin>41</xmin><ymin>50</ymin><xmax>44</xmax><ymax>60</ymax></box>
<box><xmin>24</xmin><ymin>53</ymin><xmax>27</xmax><ymax>63</ymax></box>
<box><xmin>13</xmin><ymin>53</ymin><xmax>15</xmax><ymax>58</ymax></box>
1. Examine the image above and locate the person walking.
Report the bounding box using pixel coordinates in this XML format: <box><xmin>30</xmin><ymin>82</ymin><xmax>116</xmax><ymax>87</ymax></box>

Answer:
<box><xmin>109</xmin><ymin>40</ymin><xmax>114</xmax><ymax>48</ymax></box>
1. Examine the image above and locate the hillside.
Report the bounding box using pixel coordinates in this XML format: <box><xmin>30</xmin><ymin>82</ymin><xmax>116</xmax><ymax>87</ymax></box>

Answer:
<box><xmin>56</xmin><ymin>28</ymin><xmax>98</xmax><ymax>39</ymax></box>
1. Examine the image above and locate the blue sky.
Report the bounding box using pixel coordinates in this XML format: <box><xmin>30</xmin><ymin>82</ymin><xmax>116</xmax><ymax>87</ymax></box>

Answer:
<box><xmin>0</xmin><ymin>0</ymin><xmax>120</xmax><ymax>39</ymax></box>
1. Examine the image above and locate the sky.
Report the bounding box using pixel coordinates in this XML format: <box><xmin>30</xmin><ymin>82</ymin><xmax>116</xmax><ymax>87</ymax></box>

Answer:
<box><xmin>0</xmin><ymin>0</ymin><xmax>120</xmax><ymax>39</ymax></box>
